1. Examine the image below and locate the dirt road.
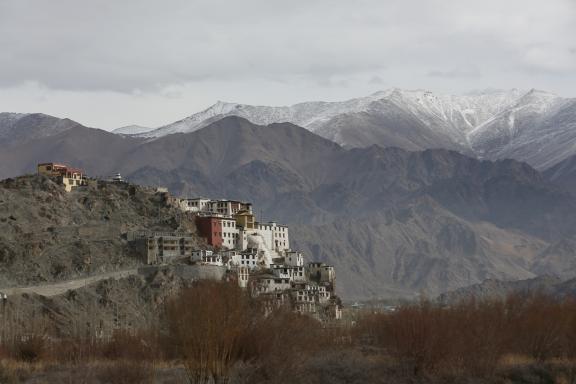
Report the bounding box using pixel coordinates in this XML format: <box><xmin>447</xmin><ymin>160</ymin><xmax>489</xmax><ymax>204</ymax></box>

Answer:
<box><xmin>0</xmin><ymin>268</ymin><xmax>139</xmax><ymax>297</ymax></box>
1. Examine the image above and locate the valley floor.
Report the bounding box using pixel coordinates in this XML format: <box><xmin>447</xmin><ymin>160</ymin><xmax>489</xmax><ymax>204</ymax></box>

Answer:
<box><xmin>2</xmin><ymin>353</ymin><xmax>576</xmax><ymax>384</ymax></box>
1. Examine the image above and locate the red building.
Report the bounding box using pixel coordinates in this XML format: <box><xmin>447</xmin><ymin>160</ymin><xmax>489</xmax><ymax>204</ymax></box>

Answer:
<box><xmin>37</xmin><ymin>162</ymin><xmax>86</xmax><ymax>192</ymax></box>
<box><xmin>195</xmin><ymin>215</ymin><xmax>223</xmax><ymax>248</ymax></box>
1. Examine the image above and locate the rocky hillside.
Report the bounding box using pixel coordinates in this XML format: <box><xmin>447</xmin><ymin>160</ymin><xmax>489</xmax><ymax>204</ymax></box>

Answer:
<box><xmin>4</xmin><ymin>265</ymin><xmax>222</xmax><ymax>338</ymax></box>
<box><xmin>0</xmin><ymin>175</ymin><xmax>201</xmax><ymax>287</ymax></box>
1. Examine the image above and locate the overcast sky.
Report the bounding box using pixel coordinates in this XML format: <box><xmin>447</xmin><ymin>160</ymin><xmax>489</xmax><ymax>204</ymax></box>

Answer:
<box><xmin>0</xmin><ymin>0</ymin><xmax>575</xmax><ymax>130</ymax></box>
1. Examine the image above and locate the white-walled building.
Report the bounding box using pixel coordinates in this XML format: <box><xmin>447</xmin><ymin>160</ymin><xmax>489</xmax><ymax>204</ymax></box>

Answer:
<box><xmin>285</xmin><ymin>251</ymin><xmax>304</xmax><ymax>267</ymax></box>
<box><xmin>271</xmin><ymin>264</ymin><xmax>306</xmax><ymax>282</ymax></box>
<box><xmin>210</xmin><ymin>200</ymin><xmax>253</xmax><ymax>216</ymax></box>
<box><xmin>237</xmin><ymin>265</ymin><xmax>250</xmax><ymax>288</ymax></box>
<box><xmin>191</xmin><ymin>249</ymin><xmax>213</xmax><ymax>263</ymax></box>
<box><xmin>256</xmin><ymin>222</ymin><xmax>290</xmax><ymax>253</ymax></box>
<box><xmin>182</xmin><ymin>198</ymin><xmax>212</xmax><ymax>213</ymax></box>
<box><xmin>219</xmin><ymin>216</ymin><xmax>239</xmax><ymax>249</ymax></box>
<box><xmin>181</xmin><ymin>198</ymin><xmax>253</xmax><ymax>216</ymax></box>
<box><xmin>239</xmin><ymin>249</ymin><xmax>260</xmax><ymax>269</ymax></box>
<box><xmin>202</xmin><ymin>253</ymin><xmax>223</xmax><ymax>266</ymax></box>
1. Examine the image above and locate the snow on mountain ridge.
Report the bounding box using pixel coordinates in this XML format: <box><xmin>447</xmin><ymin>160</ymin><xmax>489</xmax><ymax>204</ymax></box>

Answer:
<box><xmin>467</xmin><ymin>89</ymin><xmax>565</xmax><ymax>164</ymax></box>
<box><xmin>0</xmin><ymin>112</ymin><xmax>29</xmax><ymax>126</ymax></box>
<box><xmin>0</xmin><ymin>112</ymin><xmax>30</xmax><ymax>138</ymax></box>
<box><xmin>116</xmin><ymin>88</ymin><xmax>576</xmax><ymax>171</ymax></box>
<box><xmin>113</xmin><ymin>124</ymin><xmax>154</xmax><ymax>135</ymax></box>
<box><xmin>140</xmin><ymin>88</ymin><xmax>528</xmax><ymax>140</ymax></box>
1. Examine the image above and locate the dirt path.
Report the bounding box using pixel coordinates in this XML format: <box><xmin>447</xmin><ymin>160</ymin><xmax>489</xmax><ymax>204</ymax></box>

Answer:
<box><xmin>0</xmin><ymin>268</ymin><xmax>139</xmax><ymax>297</ymax></box>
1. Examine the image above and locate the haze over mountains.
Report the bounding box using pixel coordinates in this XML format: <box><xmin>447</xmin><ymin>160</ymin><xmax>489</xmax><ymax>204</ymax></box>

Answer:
<box><xmin>2</xmin><ymin>106</ymin><xmax>576</xmax><ymax>298</ymax></box>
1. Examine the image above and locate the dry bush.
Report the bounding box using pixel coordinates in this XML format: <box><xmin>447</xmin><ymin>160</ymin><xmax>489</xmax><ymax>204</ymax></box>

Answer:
<box><xmin>240</xmin><ymin>310</ymin><xmax>329</xmax><ymax>382</ymax></box>
<box><xmin>49</xmin><ymin>338</ymin><xmax>98</xmax><ymax>364</ymax></box>
<box><xmin>13</xmin><ymin>336</ymin><xmax>46</xmax><ymax>363</ymax></box>
<box><xmin>355</xmin><ymin>294</ymin><xmax>576</xmax><ymax>380</ymax></box>
<box><xmin>166</xmin><ymin>281</ymin><xmax>335</xmax><ymax>384</ymax></box>
<box><xmin>0</xmin><ymin>344</ymin><xmax>10</xmax><ymax>360</ymax></box>
<box><xmin>505</xmin><ymin>294</ymin><xmax>576</xmax><ymax>361</ymax></box>
<box><xmin>166</xmin><ymin>280</ymin><xmax>256</xmax><ymax>384</ymax></box>
<box><xmin>100</xmin><ymin>330</ymin><xmax>157</xmax><ymax>362</ymax></box>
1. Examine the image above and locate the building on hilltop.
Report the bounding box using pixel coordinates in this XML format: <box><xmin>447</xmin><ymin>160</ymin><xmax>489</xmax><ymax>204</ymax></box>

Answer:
<box><xmin>127</xmin><ymin>190</ymin><xmax>342</xmax><ymax>321</ymax></box>
<box><xmin>182</xmin><ymin>198</ymin><xmax>211</xmax><ymax>213</ymax></box>
<box><xmin>307</xmin><ymin>262</ymin><xmax>336</xmax><ymax>285</ymax></box>
<box><xmin>195</xmin><ymin>215</ymin><xmax>224</xmax><ymax>248</ymax></box>
<box><xmin>255</xmin><ymin>221</ymin><xmax>290</xmax><ymax>252</ymax></box>
<box><xmin>181</xmin><ymin>197</ymin><xmax>290</xmax><ymax>258</ymax></box>
<box><xmin>191</xmin><ymin>249</ymin><xmax>213</xmax><ymax>263</ymax></box>
<box><xmin>181</xmin><ymin>198</ymin><xmax>253</xmax><ymax>216</ymax></box>
<box><xmin>235</xmin><ymin>209</ymin><xmax>256</xmax><ymax>230</ymax></box>
<box><xmin>111</xmin><ymin>173</ymin><xmax>123</xmax><ymax>183</ymax></box>
<box><xmin>284</xmin><ymin>251</ymin><xmax>304</xmax><ymax>267</ymax></box>
<box><xmin>37</xmin><ymin>162</ymin><xmax>86</xmax><ymax>192</ymax></box>
<box><xmin>194</xmin><ymin>213</ymin><xmax>242</xmax><ymax>249</ymax></box>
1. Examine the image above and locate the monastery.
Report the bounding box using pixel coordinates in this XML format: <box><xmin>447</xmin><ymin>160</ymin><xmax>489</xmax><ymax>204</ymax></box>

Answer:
<box><xmin>36</xmin><ymin>162</ymin><xmax>342</xmax><ymax>320</ymax></box>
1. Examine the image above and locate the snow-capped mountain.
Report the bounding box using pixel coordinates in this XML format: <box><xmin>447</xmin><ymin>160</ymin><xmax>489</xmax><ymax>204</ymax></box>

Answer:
<box><xmin>140</xmin><ymin>88</ymin><xmax>524</xmax><ymax>144</ymax></box>
<box><xmin>468</xmin><ymin>91</ymin><xmax>575</xmax><ymax>169</ymax></box>
<box><xmin>4</xmin><ymin>88</ymin><xmax>573</xmax><ymax>171</ymax></box>
<box><xmin>112</xmin><ymin>124</ymin><xmax>153</xmax><ymax>135</ymax></box>
<box><xmin>130</xmin><ymin>88</ymin><xmax>575</xmax><ymax>170</ymax></box>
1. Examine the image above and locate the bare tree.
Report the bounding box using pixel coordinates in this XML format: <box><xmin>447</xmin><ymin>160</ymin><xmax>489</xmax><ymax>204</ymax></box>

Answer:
<box><xmin>165</xmin><ymin>281</ymin><xmax>254</xmax><ymax>384</ymax></box>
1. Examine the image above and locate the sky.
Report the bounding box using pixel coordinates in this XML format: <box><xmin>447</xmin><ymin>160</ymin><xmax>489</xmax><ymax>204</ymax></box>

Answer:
<box><xmin>0</xmin><ymin>0</ymin><xmax>575</xmax><ymax>130</ymax></box>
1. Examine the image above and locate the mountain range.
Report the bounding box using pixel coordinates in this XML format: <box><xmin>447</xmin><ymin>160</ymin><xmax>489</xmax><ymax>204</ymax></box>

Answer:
<box><xmin>112</xmin><ymin>88</ymin><xmax>576</xmax><ymax>172</ymax></box>
<box><xmin>2</xmin><ymin>109</ymin><xmax>576</xmax><ymax>299</ymax></box>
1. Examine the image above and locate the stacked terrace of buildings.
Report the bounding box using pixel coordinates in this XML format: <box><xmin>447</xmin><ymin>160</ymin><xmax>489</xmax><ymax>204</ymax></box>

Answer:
<box><xmin>127</xmin><ymin>193</ymin><xmax>341</xmax><ymax>320</ymax></box>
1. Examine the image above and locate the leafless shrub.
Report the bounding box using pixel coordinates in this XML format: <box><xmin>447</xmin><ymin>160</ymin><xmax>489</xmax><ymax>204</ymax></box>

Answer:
<box><xmin>355</xmin><ymin>294</ymin><xmax>576</xmax><ymax>379</ymax></box>
<box><xmin>100</xmin><ymin>330</ymin><xmax>156</xmax><ymax>362</ymax></box>
<box><xmin>166</xmin><ymin>280</ymin><xmax>255</xmax><ymax>384</ymax></box>
<box><xmin>240</xmin><ymin>310</ymin><xmax>328</xmax><ymax>383</ymax></box>
<box><xmin>13</xmin><ymin>336</ymin><xmax>45</xmax><ymax>363</ymax></box>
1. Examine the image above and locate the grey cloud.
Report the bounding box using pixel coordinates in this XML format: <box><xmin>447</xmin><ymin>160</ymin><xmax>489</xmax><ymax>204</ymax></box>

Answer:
<box><xmin>1</xmin><ymin>0</ymin><xmax>576</xmax><ymax>129</ymax></box>
<box><xmin>0</xmin><ymin>0</ymin><xmax>574</xmax><ymax>94</ymax></box>
<box><xmin>368</xmin><ymin>76</ymin><xmax>385</xmax><ymax>85</ymax></box>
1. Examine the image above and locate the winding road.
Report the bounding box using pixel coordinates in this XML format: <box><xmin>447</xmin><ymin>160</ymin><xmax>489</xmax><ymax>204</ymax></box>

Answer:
<box><xmin>0</xmin><ymin>268</ymin><xmax>139</xmax><ymax>297</ymax></box>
